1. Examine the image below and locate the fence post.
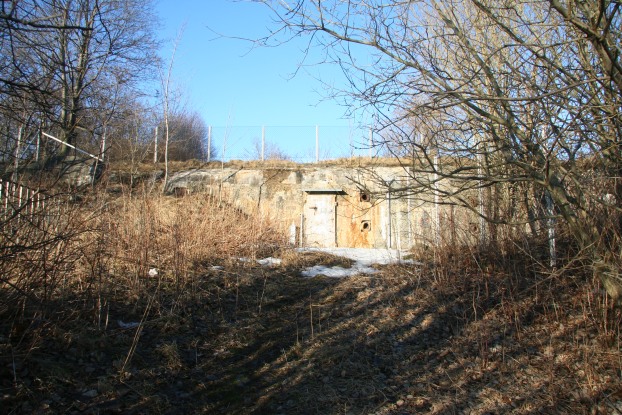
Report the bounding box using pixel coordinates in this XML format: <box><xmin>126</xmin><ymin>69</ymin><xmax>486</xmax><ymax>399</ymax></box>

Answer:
<box><xmin>261</xmin><ymin>126</ymin><xmax>265</xmax><ymax>162</ymax></box>
<box><xmin>13</xmin><ymin>125</ymin><xmax>23</xmax><ymax>179</ymax></box>
<box><xmin>478</xmin><ymin>140</ymin><xmax>487</xmax><ymax>248</ymax></box>
<box><xmin>100</xmin><ymin>126</ymin><xmax>107</xmax><ymax>162</ymax></box>
<box><xmin>207</xmin><ymin>125</ymin><xmax>212</xmax><ymax>162</ymax></box>
<box><xmin>154</xmin><ymin>126</ymin><xmax>158</xmax><ymax>163</ymax></box>
<box><xmin>546</xmin><ymin>193</ymin><xmax>557</xmax><ymax>267</ymax></box>
<box><xmin>36</xmin><ymin>127</ymin><xmax>41</xmax><ymax>162</ymax></box>
<box><xmin>315</xmin><ymin>125</ymin><xmax>319</xmax><ymax>163</ymax></box>
<box><xmin>434</xmin><ymin>156</ymin><xmax>441</xmax><ymax>246</ymax></box>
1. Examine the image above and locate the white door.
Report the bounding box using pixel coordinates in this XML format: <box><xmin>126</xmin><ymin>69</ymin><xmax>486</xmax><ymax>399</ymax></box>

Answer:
<box><xmin>304</xmin><ymin>194</ymin><xmax>336</xmax><ymax>247</ymax></box>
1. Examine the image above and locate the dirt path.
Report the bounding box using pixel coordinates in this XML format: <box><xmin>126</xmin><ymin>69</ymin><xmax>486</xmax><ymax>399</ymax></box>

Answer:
<box><xmin>1</xmin><ymin>254</ymin><xmax>621</xmax><ymax>414</ymax></box>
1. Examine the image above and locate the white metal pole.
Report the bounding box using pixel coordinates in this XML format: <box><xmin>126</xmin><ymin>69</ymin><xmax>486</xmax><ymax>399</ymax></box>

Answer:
<box><xmin>14</xmin><ymin>125</ymin><xmax>22</xmax><ymax>173</ymax></box>
<box><xmin>369</xmin><ymin>128</ymin><xmax>373</xmax><ymax>158</ymax></box>
<box><xmin>540</xmin><ymin>126</ymin><xmax>556</xmax><ymax>267</ymax></box>
<box><xmin>41</xmin><ymin>132</ymin><xmax>103</xmax><ymax>162</ymax></box>
<box><xmin>408</xmin><ymin>176</ymin><xmax>413</xmax><ymax>248</ymax></box>
<box><xmin>100</xmin><ymin>126</ymin><xmax>107</xmax><ymax>162</ymax></box>
<box><xmin>349</xmin><ymin>122</ymin><xmax>354</xmax><ymax>159</ymax></box>
<box><xmin>434</xmin><ymin>156</ymin><xmax>441</xmax><ymax>246</ymax></box>
<box><xmin>222</xmin><ymin>132</ymin><xmax>226</xmax><ymax>166</ymax></box>
<box><xmin>387</xmin><ymin>189</ymin><xmax>392</xmax><ymax>249</ymax></box>
<box><xmin>478</xmin><ymin>141</ymin><xmax>487</xmax><ymax>247</ymax></box>
<box><xmin>154</xmin><ymin>126</ymin><xmax>158</xmax><ymax>163</ymax></box>
<box><xmin>35</xmin><ymin>128</ymin><xmax>40</xmax><ymax>162</ymax></box>
<box><xmin>261</xmin><ymin>126</ymin><xmax>265</xmax><ymax>162</ymax></box>
<box><xmin>300</xmin><ymin>213</ymin><xmax>304</xmax><ymax>247</ymax></box>
<box><xmin>315</xmin><ymin>125</ymin><xmax>319</xmax><ymax>163</ymax></box>
<box><xmin>334</xmin><ymin>196</ymin><xmax>338</xmax><ymax>247</ymax></box>
<box><xmin>546</xmin><ymin>192</ymin><xmax>557</xmax><ymax>268</ymax></box>
<box><xmin>207</xmin><ymin>125</ymin><xmax>212</xmax><ymax>162</ymax></box>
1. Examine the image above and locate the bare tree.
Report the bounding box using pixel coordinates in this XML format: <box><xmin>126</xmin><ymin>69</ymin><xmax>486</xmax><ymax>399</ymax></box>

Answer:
<box><xmin>254</xmin><ymin>0</ymin><xmax>622</xmax><ymax>302</ymax></box>
<box><xmin>246</xmin><ymin>137</ymin><xmax>291</xmax><ymax>161</ymax></box>
<box><xmin>107</xmin><ymin>98</ymin><xmax>156</xmax><ymax>164</ymax></box>
<box><xmin>164</xmin><ymin>111</ymin><xmax>216</xmax><ymax>162</ymax></box>
<box><xmin>159</xmin><ymin>27</ymin><xmax>183</xmax><ymax>190</ymax></box>
<box><xmin>0</xmin><ymin>0</ymin><xmax>159</xmax><ymax>167</ymax></box>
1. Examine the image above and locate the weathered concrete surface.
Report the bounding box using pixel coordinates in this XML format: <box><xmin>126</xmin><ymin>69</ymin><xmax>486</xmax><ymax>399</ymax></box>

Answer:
<box><xmin>3</xmin><ymin>155</ymin><xmax>105</xmax><ymax>189</ymax></box>
<box><xmin>165</xmin><ymin>166</ymin><xmax>477</xmax><ymax>249</ymax></box>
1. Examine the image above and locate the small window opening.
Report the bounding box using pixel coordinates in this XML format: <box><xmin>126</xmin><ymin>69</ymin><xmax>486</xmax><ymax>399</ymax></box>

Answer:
<box><xmin>359</xmin><ymin>191</ymin><xmax>370</xmax><ymax>203</ymax></box>
<box><xmin>361</xmin><ymin>220</ymin><xmax>371</xmax><ymax>232</ymax></box>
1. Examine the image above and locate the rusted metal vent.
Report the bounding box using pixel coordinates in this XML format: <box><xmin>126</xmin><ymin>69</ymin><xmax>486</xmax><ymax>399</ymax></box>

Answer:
<box><xmin>361</xmin><ymin>220</ymin><xmax>371</xmax><ymax>232</ymax></box>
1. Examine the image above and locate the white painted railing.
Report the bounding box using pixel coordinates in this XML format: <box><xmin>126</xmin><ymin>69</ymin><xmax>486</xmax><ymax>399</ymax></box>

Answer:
<box><xmin>0</xmin><ymin>179</ymin><xmax>45</xmax><ymax>221</ymax></box>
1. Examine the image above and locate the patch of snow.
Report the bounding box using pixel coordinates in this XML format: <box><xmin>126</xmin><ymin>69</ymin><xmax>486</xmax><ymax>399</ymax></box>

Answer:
<box><xmin>301</xmin><ymin>264</ymin><xmax>379</xmax><ymax>278</ymax></box>
<box><xmin>297</xmin><ymin>247</ymin><xmax>418</xmax><ymax>278</ymax></box>
<box><xmin>251</xmin><ymin>248</ymin><xmax>418</xmax><ymax>278</ymax></box>
<box><xmin>298</xmin><ymin>247</ymin><xmax>415</xmax><ymax>266</ymax></box>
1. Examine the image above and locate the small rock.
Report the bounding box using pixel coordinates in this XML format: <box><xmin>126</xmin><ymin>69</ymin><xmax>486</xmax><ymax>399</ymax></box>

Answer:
<box><xmin>396</xmin><ymin>399</ymin><xmax>405</xmax><ymax>407</ymax></box>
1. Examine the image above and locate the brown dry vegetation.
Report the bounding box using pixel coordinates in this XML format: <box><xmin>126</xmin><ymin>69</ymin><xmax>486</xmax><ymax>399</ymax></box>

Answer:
<box><xmin>1</xmin><ymin>185</ymin><xmax>622</xmax><ymax>414</ymax></box>
<box><xmin>108</xmin><ymin>156</ymin><xmax>405</xmax><ymax>176</ymax></box>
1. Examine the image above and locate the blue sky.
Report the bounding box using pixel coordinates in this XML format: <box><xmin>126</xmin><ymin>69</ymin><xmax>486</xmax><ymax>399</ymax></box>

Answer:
<box><xmin>155</xmin><ymin>0</ymin><xmax>372</xmax><ymax>161</ymax></box>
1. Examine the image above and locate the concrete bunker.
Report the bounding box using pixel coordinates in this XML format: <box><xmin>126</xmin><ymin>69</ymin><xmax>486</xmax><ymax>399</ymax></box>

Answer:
<box><xmin>165</xmin><ymin>165</ymin><xmax>481</xmax><ymax>250</ymax></box>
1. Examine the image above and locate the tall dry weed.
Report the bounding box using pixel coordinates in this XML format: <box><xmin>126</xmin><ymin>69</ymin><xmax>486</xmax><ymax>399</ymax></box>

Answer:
<box><xmin>0</xmin><ymin>191</ymin><xmax>98</xmax><ymax>347</ymax></box>
<box><xmin>0</xmin><ymin>184</ymin><xmax>286</xmax><ymax>352</ymax></box>
<box><xmin>102</xmin><ymin>189</ymin><xmax>286</xmax><ymax>291</ymax></box>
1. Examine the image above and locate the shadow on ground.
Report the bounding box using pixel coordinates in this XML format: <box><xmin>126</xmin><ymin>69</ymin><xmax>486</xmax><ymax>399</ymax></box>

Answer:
<box><xmin>1</xmin><ymin>254</ymin><xmax>622</xmax><ymax>414</ymax></box>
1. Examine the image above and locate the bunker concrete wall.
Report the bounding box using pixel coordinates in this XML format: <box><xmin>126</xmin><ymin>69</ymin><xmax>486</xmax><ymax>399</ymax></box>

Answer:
<box><xmin>165</xmin><ymin>166</ymin><xmax>478</xmax><ymax>249</ymax></box>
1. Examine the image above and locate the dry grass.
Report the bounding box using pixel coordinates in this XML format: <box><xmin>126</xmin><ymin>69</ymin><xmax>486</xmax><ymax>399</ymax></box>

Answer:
<box><xmin>102</xmin><ymin>190</ymin><xmax>284</xmax><ymax>287</ymax></box>
<box><xmin>279</xmin><ymin>249</ymin><xmax>354</xmax><ymax>269</ymax></box>
<box><xmin>0</xmin><ymin>183</ymin><xmax>621</xmax><ymax>414</ymax></box>
<box><xmin>107</xmin><ymin>156</ymin><xmax>407</xmax><ymax>176</ymax></box>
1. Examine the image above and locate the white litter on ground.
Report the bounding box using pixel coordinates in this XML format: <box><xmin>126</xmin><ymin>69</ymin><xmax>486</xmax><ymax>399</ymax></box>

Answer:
<box><xmin>256</xmin><ymin>257</ymin><xmax>282</xmax><ymax>267</ymax></box>
<box><xmin>238</xmin><ymin>257</ymin><xmax>283</xmax><ymax>267</ymax></box>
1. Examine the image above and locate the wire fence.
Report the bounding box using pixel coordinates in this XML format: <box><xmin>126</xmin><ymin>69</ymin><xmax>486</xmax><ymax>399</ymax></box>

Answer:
<box><xmin>207</xmin><ymin>125</ymin><xmax>375</xmax><ymax>163</ymax></box>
